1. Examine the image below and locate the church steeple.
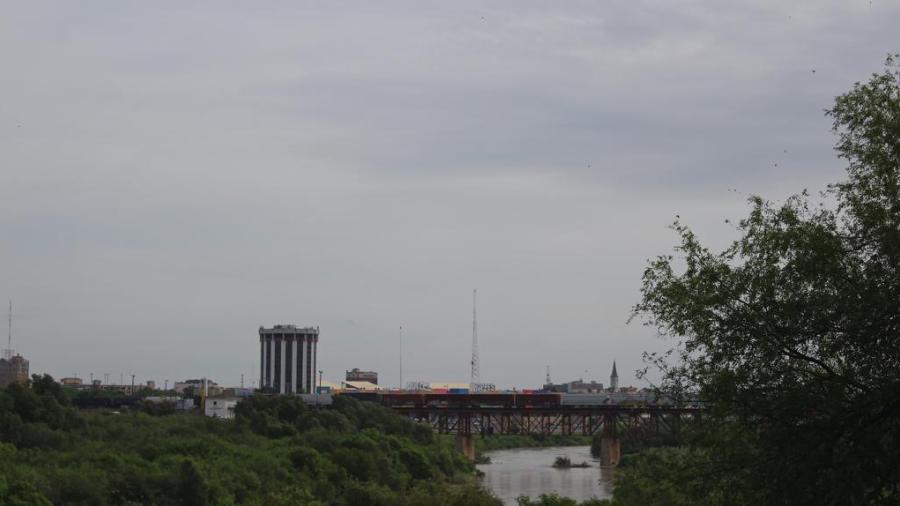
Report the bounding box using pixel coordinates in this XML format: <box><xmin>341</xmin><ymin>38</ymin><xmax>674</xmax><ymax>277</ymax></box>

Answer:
<box><xmin>610</xmin><ymin>360</ymin><xmax>618</xmax><ymax>392</ymax></box>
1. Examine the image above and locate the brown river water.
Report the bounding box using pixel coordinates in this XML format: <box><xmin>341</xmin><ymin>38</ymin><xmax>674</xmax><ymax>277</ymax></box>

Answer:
<box><xmin>477</xmin><ymin>446</ymin><xmax>614</xmax><ymax>505</ymax></box>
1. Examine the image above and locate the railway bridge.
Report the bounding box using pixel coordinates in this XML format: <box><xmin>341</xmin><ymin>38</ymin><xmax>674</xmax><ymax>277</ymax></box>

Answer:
<box><xmin>376</xmin><ymin>393</ymin><xmax>702</xmax><ymax>465</ymax></box>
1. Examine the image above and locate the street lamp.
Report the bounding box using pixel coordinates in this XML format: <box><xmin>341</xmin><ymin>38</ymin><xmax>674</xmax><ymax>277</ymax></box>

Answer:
<box><xmin>316</xmin><ymin>370</ymin><xmax>323</xmax><ymax>407</ymax></box>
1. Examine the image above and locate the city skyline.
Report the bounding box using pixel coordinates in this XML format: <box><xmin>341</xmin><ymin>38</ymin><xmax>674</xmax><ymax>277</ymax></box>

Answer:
<box><xmin>2</xmin><ymin>2</ymin><xmax>898</xmax><ymax>388</ymax></box>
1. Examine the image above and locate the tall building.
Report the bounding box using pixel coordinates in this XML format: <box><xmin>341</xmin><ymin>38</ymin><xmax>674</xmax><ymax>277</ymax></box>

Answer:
<box><xmin>610</xmin><ymin>360</ymin><xmax>619</xmax><ymax>392</ymax></box>
<box><xmin>259</xmin><ymin>324</ymin><xmax>319</xmax><ymax>394</ymax></box>
<box><xmin>345</xmin><ymin>368</ymin><xmax>378</xmax><ymax>385</ymax></box>
<box><xmin>0</xmin><ymin>353</ymin><xmax>29</xmax><ymax>388</ymax></box>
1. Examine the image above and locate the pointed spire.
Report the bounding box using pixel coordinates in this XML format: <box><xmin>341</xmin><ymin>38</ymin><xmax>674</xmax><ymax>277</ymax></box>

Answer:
<box><xmin>610</xmin><ymin>360</ymin><xmax>619</xmax><ymax>392</ymax></box>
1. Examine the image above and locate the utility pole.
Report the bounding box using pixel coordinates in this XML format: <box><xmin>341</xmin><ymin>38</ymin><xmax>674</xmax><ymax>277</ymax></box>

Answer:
<box><xmin>241</xmin><ymin>374</ymin><xmax>244</xmax><ymax>389</ymax></box>
<box><xmin>399</xmin><ymin>325</ymin><xmax>403</xmax><ymax>390</ymax></box>
<box><xmin>315</xmin><ymin>370</ymin><xmax>323</xmax><ymax>407</ymax></box>
<box><xmin>131</xmin><ymin>374</ymin><xmax>135</xmax><ymax>396</ymax></box>
<box><xmin>164</xmin><ymin>379</ymin><xmax>168</xmax><ymax>391</ymax></box>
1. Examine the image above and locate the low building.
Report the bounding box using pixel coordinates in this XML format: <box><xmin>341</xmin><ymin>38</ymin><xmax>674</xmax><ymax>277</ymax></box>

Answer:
<box><xmin>60</xmin><ymin>377</ymin><xmax>83</xmax><ymax>387</ymax></box>
<box><xmin>0</xmin><ymin>353</ymin><xmax>29</xmax><ymax>387</ymax></box>
<box><xmin>345</xmin><ymin>368</ymin><xmax>378</xmax><ymax>385</ymax></box>
<box><xmin>174</xmin><ymin>379</ymin><xmax>222</xmax><ymax>396</ymax></box>
<box><xmin>542</xmin><ymin>379</ymin><xmax>604</xmax><ymax>394</ymax></box>
<box><xmin>318</xmin><ymin>379</ymin><xmax>341</xmax><ymax>393</ymax></box>
<box><xmin>204</xmin><ymin>398</ymin><xmax>240</xmax><ymax>419</ymax></box>
<box><xmin>342</xmin><ymin>380</ymin><xmax>378</xmax><ymax>391</ymax></box>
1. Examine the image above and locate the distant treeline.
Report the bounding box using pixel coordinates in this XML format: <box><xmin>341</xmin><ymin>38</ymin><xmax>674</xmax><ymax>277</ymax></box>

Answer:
<box><xmin>0</xmin><ymin>374</ymin><xmax>498</xmax><ymax>505</ymax></box>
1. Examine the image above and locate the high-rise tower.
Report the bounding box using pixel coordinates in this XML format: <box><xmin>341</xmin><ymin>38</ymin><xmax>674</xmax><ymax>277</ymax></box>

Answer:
<box><xmin>0</xmin><ymin>300</ymin><xmax>28</xmax><ymax>387</ymax></box>
<box><xmin>259</xmin><ymin>324</ymin><xmax>319</xmax><ymax>394</ymax></box>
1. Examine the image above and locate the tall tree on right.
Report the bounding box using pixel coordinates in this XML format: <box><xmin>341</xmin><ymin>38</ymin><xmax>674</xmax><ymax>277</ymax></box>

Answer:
<box><xmin>633</xmin><ymin>56</ymin><xmax>900</xmax><ymax>505</ymax></box>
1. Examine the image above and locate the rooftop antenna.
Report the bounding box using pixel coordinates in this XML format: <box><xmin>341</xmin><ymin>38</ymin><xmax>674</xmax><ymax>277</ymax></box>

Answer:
<box><xmin>470</xmin><ymin>289</ymin><xmax>479</xmax><ymax>386</ymax></box>
<box><xmin>399</xmin><ymin>325</ymin><xmax>403</xmax><ymax>390</ymax></box>
<box><xmin>546</xmin><ymin>365</ymin><xmax>551</xmax><ymax>385</ymax></box>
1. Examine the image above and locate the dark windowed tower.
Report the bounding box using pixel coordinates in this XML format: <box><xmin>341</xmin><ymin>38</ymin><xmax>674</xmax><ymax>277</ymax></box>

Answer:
<box><xmin>259</xmin><ymin>325</ymin><xmax>319</xmax><ymax>394</ymax></box>
<box><xmin>610</xmin><ymin>360</ymin><xmax>618</xmax><ymax>392</ymax></box>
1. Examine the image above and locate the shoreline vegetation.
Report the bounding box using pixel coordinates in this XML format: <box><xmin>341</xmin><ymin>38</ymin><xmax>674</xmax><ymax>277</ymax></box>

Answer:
<box><xmin>0</xmin><ymin>375</ymin><xmax>499</xmax><ymax>505</ymax></box>
<box><xmin>473</xmin><ymin>434</ymin><xmax>593</xmax><ymax>462</ymax></box>
<box><xmin>552</xmin><ymin>456</ymin><xmax>591</xmax><ymax>469</ymax></box>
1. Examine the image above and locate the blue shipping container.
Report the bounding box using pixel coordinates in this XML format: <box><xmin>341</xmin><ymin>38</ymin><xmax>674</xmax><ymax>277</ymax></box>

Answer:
<box><xmin>448</xmin><ymin>388</ymin><xmax>469</xmax><ymax>394</ymax></box>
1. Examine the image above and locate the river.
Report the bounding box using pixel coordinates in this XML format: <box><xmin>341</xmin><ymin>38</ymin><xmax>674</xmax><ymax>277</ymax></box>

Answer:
<box><xmin>477</xmin><ymin>446</ymin><xmax>614</xmax><ymax>505</ymax></box>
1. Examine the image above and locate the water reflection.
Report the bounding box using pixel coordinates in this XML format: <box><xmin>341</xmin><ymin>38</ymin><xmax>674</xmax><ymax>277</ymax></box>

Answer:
<box><xmin>477</xmin><ymin>446</ymin><xmax>614</xmax><ymax>505</ymax></box>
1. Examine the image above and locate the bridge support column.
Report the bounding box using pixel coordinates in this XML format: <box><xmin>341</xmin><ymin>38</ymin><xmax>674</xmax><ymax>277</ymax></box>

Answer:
<box><xmin>599</xmin><ymin>437</ymin><xmax>620</xmax><ymax>467</ymax></box>
<box><xmin>455</xmin><ymin>434</ymin><xmax>475</xmax><ymax>462</ymax></box>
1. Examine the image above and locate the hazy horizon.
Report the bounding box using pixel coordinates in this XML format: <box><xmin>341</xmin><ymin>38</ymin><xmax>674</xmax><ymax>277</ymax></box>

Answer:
<box><xmin>2</xmin><ymin>1</ymin><xmax>898</xmax><ymax>389</ymax></box>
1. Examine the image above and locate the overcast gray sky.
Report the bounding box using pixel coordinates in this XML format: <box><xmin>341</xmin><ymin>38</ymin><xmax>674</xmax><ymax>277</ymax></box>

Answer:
<box><xmin>1</xmin><ymin>1</ymin><xmax>897</xmax><ymax>389</ymax></box>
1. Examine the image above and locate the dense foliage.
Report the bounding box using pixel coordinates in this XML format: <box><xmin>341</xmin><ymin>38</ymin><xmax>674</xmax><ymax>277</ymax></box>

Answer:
<box><xmin>0</xmin><ymin>375</ymin><xmax>499</xmax><ymax>505</ymax></box>
<box><xmin>630</xmin><ymin>56</ymin><xmax>900</xmax><ymax>504</ymax></box>
<box><xmin>475</xmin><ymin>434</ymin><xmax>591</xmax><ymax>456</ymax></box>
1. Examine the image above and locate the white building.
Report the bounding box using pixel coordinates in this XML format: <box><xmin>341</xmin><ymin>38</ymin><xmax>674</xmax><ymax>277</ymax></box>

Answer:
<box><xmin>204</xmin><ymin>398</ymin><xmax>240</xmax><ymax>419</ymax></box>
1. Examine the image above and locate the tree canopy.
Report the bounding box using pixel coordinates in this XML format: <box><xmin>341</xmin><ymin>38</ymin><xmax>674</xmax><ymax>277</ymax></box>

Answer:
<box><xmin>0</xmin><ymin>376</ymin><xmax>499</xmax><ymax>505</ymax></box>
<box><xmin>633</xmin><ymin>56</ymin><xmax>900</xmax><ymax>505</ymax></box>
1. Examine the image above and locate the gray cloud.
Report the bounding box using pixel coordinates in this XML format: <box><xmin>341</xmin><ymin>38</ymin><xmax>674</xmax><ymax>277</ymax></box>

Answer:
<box><xmin>1</xmin><ymin>1</ymin><xmax>897</xmax><ymax>389</ymax></box>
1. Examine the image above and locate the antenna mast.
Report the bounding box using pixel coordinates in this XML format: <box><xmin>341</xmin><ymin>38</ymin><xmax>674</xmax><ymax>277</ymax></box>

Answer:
<box><xmin>399</xmin><ymin>325</ymin><xmax>403</xmax><ymax>390</ymax></box>
<box><xmin>3</xmin><ymin>299</ymin><xmax>11</xmax><ymax>360</ymax></box>
<box><xmin>470</xmin><ymin>289</ymin><xmax>479</xmax><ymax>386</ymax></box>
<box><xmin>546</xmin><ymin>365</ymin><xmax>551</xmax><ymax>385</ymax></box>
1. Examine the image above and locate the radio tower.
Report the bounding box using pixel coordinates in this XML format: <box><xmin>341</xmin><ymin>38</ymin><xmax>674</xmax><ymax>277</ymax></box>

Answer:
<box><xmin>3</xmin><ymin>299</ymin><xmax>12</xmax><ymax>360</ymax></box>
<box><xmin>470</xmin><ymin>289</ymin><xmax>479</xmax><ymax>387</ymax></box>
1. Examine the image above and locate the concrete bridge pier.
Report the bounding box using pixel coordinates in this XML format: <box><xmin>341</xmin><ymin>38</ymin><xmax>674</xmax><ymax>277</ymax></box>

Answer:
<box><xmin>455</xmin><ymin>434</ymin><xmax>476</xmax><ymax>462</ymax></box>
<box><xmin>599</xmin><ymin>437</ymin><xmax>621</xmax><ymax>467</ymax></box>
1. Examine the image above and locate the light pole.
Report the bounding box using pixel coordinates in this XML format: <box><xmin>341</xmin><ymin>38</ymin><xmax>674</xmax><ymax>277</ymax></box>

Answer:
<box><xmin>316</xmin><ymin>370</ymin><xmax>323</xmax><ymax>407</ymax></box>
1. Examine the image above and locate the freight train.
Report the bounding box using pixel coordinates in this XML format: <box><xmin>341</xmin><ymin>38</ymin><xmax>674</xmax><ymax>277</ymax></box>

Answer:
<box><xmin>338</xmin><ymin>391</ymin><xmax>667</xmax><ymax>409</ymax></box>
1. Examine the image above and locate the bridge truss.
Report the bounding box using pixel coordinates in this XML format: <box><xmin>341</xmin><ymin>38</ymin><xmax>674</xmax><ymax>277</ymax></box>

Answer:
<box><xmin>395</xmin><ymin>406</ymin><xmax>702</xmax><ymax>438</ymax></box>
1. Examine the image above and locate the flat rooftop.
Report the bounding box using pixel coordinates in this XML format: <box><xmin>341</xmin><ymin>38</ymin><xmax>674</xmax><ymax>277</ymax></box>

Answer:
<box><xmin>259</xmin><ymin>324</ymin><xmax>318</xmax><ymax>334</ymax></box>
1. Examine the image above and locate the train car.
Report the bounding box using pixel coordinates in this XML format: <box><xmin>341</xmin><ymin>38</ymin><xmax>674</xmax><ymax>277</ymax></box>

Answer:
<box><xmin>514</xmin><ymin>392</ymin><xmax>561</xmax><ymax>409</ymax></box>
<box><xmin>339</xmin><ymin>390</ymin><xmax>379</xmax><ymax>403</ymax></box>
<box><xmin>559</xmin><ymin>393</ymin><xmax>611</xmax><ymax>406</ymax></box>
<box><xmin>378</xmin><ymin>392</ymin><xmax>427</xmax><ymax>408</ymax></box>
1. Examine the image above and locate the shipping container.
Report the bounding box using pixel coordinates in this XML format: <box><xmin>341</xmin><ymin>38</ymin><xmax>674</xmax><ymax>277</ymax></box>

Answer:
<box><xmin>448</xmin><ymin>388</ymin><xmax>469</xmax><ymax>394</ymax></box>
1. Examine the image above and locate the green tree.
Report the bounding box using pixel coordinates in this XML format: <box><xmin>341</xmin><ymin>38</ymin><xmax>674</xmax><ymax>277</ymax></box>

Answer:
<box><xmin>175</xmin><ymin>460</ymin><xmax>209</xmax><ymax>506</ymax></box>
<box><xmin>633</xmin><ymin>56</ymin><xmax>900</xmax><ymax>504</ymax></box>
